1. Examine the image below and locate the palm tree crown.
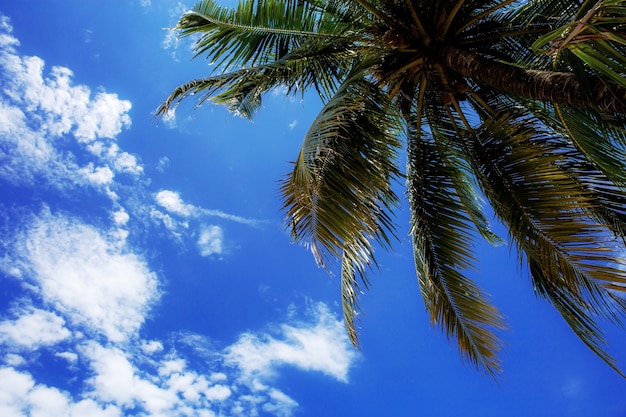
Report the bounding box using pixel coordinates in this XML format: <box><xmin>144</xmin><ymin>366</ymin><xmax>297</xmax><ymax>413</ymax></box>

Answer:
<box><xmin>158</xmin><ymin>0</ymin><xmax>626</xmax><ymax>377</ymax></box>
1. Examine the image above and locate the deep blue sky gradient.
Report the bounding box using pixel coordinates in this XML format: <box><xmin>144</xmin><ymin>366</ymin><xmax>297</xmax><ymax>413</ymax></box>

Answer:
<box><xmin>0</xmin><ymin>1</ymin><xmax>625</xmax><ymax>416</ymax></box>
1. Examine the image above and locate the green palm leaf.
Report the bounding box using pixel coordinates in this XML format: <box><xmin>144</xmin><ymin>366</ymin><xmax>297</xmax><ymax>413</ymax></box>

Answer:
<box><xmin>407</xmin><ymin>123</ymin><xmax>505</xmax><ymax>376</ymax></box>
<box><xmin>467</xmin><ymin>113</ymin><xmax>626</xmax><ymax>375</ymax></box>
<box><xmin>179</xmin><ymin>0</ymin><xmax>356</xmax><ymax>71</ymax></box>
<box><xmin>157</xmin><ymin>38</ymin><xmax>357</xmax><ymax>118</ymax></box>
<box><xmin>281</xmin><ymin>69</ymin><xmax>402</xmax><ymax>345</ymax></box>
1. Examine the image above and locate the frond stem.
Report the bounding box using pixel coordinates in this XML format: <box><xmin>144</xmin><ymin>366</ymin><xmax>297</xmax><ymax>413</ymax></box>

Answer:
<box><xmin>441</xmin><ymin>0</ymin><xmax>467</xmax><ymax>40</ymax></box>
<box><xmin>354</xmin><ymin>0</ymin><xmax>397</xmax><ymax>28</ymax></box>
<box><xmin>184</xmin><ymin>10</ymin><xmax>342</xmax><ymax>38</ymax></box>
<box><xmin>405</xmin><ymin>0</ymin><xmax>431</xmax><ymax>44</ymax></box>
<box><xmin>454</xmin><ymin>0</ymin><xmax>517</xmax><ymax>36</ymax></box>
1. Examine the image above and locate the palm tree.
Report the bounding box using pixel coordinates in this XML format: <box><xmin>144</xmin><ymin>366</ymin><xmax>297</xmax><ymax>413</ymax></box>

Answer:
<box><xmin>158</xmin><ymin>0</ymin><xmax>626</xmax><ymax>377</ymax></box>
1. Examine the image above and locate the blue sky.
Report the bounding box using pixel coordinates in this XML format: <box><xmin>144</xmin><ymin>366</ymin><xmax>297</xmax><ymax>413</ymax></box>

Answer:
<box><xmin>0</xmin><ymin>1</ymin><xmax>624</xmax><ymax>416</ymax></box>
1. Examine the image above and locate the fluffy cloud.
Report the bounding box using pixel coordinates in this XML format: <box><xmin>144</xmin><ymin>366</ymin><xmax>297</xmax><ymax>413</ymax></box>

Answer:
<box><xmin>0</xmin><ymin>302</ymin><xmax>355</xmax><ymax>417</ymax></box>
<box><xmin>0</xmin><ymin>18</ymin><xmax>133</xmax><ymax>189</ymax></box>
<box><xmin>0</xmin><ymin>308</ymin><xmax>71</xmax><ymax>348</ymax></box>
<box><xmin>0</xmin><ymin>367</ymin><xmax>120</xmax><ymax>417</ymax></box>
<box><xmin>225</xmin><ymin>303</ymin><xmax>357</xmax><ymax>383</ymax></box>
<box><xmin>198</xmin><ymin>225</ymin><xmax>224</xmax><ymax>256</ymax></box>
<box><xmin>155</xmin><ymin>190</ymin><xmax>194</xmax><ymax>216</ymax></box>
<box><xmin>16</xmin><ymin>213</ymin><xmax>159</xmax><ymax>342</ymax></box>
<box><xmin>0</xmin><ymin>211</ymin><xmax>355</xmax><ymax>417</ymax></box>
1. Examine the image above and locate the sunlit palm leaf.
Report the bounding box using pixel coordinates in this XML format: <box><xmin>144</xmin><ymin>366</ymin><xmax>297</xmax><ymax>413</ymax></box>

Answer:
<box><xmin>157</xmin><ymin>38</ymin><xmax>357</xmax><ymax>118</ymax></box>
<box><xmin>178</xmin><ymin>0</ymin><xmax>356</xmax><ymax>71</ymax></box>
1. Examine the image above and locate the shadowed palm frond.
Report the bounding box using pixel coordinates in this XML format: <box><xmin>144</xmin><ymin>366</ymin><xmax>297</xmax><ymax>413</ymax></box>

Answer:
<box><xmin>407</xmin><ymin>122</ymin><xmax>505</xmax><ymax>376</ymax></box>
<box><xmin>280</xmin><ymin>69</ymin><xmax>402</xmax><ymax>345</ymax></box>
<box><xmin>467</xmin><ymin>113</ymin><xmax>626</xmax><ymax>375</ymax></box>
<box><xmin>156</xmin><ymin>37</ymin><xmax>358</xmax><ymax>118</ymax></box>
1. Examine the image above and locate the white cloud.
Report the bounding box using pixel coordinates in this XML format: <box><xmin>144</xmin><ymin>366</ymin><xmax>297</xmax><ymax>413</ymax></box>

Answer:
<box><xmin>0</xmin><ymin>307</ymin><xmax>71</xmax><ymax>348</ymax></box>
<box><xmin>264</xmin><ymin>389</ymin><xmax>299</xmax><ymax>417</ymax></box>
<box><xmin>0</xmin><ymin>16</ymin><xmax>18</xmax><ymax>48</ymax></box>
<box><xmin>198</xmin><ymin>208</ymin><xmax>261</xmax><ymax>227</ymax></box>
<box><xmin>18</xmin><ymin>212</ymin><xmax>159</xmax><ymax>342</ymax></box>
<box><xmin>79</xmin><ymin>164</ymin><xmax>115</xmax><ymax>185</ymax></box>
<box><xmin>55</xmin><ymin>352</ymin><xmax>78</xmax><ymax>363</ymax></box>
<box><xmin>155</xmin><ymin>190</ymin><xmax>193</xmax><ymax>216</ymax></box>
<box><xmin>114</xmin><ymin>152</ymin><xmax>143</xmax><ymax>175</ymax></box>
<box><xmin>161</xmin><ymin>29</ymin><xmax>179</xmax><ymax>52</ymax></box>
<box><xmin>0</xmin><ymin>299</ymin><xmax>356</xmax><ymax>417</ymax></box>
<box><xmin>154</xmin><ymin>190</ymin><xmax>260</xmax><ymax>255</ymax></box>
<box><xmin>0</xmin><ymin>18</ymin><xmax>133</xmax><ymax>190</ymax></box>
<box><xmin>0</xmin><ymin>367</ymin><xmax>121</xmax><ymax>417</ymax></box>
<box><xmin>198</xmin><ymin>225</ymin><xmax>224</xmax><ymax>256</ymax></box>
<box><xmin>83</xmin><ymin>342</ymin><xmax>178</xmax><ymax>413</ymax></box>
<box><xmin>155</xmin><ymin>156</ymin><xmax>170</xmax><ymax>173</ymax></box>
<box><xmin>226</xmin><ymin>303</ymin><xmax>357</xmax><ymax>383</ymax></box>
<box><xmin>155</xmin><ymin>189</ymin><xmax>261</xmax><ymax>226</ymax></box>
<box><xmin>161</xmin><ymin>3</ymin><xmax>189</xmax><ymax>59</ymax></box>
<box><xmin>112</xmin><ymin>209</ymin><xmax>129</xmax><ymax>226</ymax></box>
<box><xmin>140</xmin><ymin>340</ymin><xmax>163</xmax><ymax>355</ymax></box>
<box><xmin>288</xmin><ymin>120</ymin><xmax>297</xmax><ymax>130</ymax></box>
<box><xmin>159</xmin><ymin>107</ymin><xmax>177</xmax><ymax>128</ymax></box>
<box><xmin>3</xmin><ymin>354</ymin><xmax>25</xmax><ymax>367</ymax></box>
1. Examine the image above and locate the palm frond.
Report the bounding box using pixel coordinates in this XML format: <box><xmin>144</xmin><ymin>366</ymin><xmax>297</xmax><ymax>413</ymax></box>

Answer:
<box><xmin>178</xmin><ymin>0</ymin><xmax>357</xmax><ymax>71</ymax></box>
<box><xmin>160</xmin><ymin>0</ymin><xmax>626</xmax><ymax>377</ymax></box>
<box><xmin>531</xmin><ymin>0</ymin><xmax>626</xmax><ymax>91</ymax></box>
<box><xmin>281</xmin><ymin>69</ymin><xmax>402</xmax><ymax>345</ymax></box>
<box><xmin>157</xmin><ymin>37</ymin><xmax>358</xmax><ymax>118</ymax></box>
<box><xmin>555</xmin><ymin>105</ymin><xmax>626</xmax><ymax>185</ymax></box>
<box><xmin>467</xmin><ymin>112</ymin><xmax>626</xmax><ymax>375</ymax></box>
<box><xmin>407</xmin><ymin>115</ymin><xmax>505</xmax><ymax>376</ymax></box>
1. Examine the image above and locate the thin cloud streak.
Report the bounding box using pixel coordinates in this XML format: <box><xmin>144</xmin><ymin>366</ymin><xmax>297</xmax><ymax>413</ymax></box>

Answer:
<box><xmin>155</xmin><ymin>189</ymin><xmax>263</xmax><ymax>227</ymax></box>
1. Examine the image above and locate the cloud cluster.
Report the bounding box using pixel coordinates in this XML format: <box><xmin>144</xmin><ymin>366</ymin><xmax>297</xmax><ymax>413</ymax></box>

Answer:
<box><xmin>0</xmin><ymin>13</ymin><xmax>358</xmax><ymax>417</ymax></box>
<box><xmin>0</xmin><ymin>19</ymin><xmax>135</xmax><ymax>191</ymax></box>
<box><xmin>18</xmin><ymin>213</ymin><xmax>159</xmax><ymax>342</ymax></box>
<box><xmin>0</xmin><ymin>210</ymin><xmax>356</xmax><ymax>417</ymax></box>
<box><xmin>0</xmin><ymin>212</ymin><xmax>356</xmax><ymax>416</ymax></box>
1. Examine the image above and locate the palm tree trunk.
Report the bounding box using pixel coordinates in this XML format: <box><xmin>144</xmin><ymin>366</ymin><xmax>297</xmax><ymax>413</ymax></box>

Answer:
<box><xmin>441</xmin><ymin>46</ymin><xmax>626</xmax><ymax>115</ymax></box>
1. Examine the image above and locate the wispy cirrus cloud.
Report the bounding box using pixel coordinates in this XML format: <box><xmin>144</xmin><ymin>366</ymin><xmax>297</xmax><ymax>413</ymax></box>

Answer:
<box><xmin>155</xmin><ymin>189</ymin><xmax>261</xmax><ymax>226</ymax></box>
<box><xmin>154</xmin><ymin>189</ymin><xmax>263</xmax><ymax>257</ymax></box>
